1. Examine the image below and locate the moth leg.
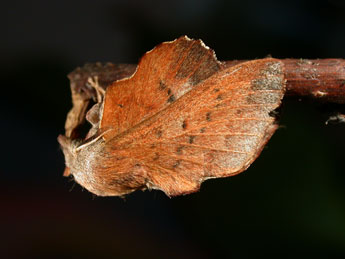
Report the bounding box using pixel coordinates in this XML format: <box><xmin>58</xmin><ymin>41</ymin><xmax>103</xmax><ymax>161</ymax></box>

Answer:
<box><xmin>87</xmin><ymin>76</ymin><xmax>105</xmax><ymax>103</ymax></box>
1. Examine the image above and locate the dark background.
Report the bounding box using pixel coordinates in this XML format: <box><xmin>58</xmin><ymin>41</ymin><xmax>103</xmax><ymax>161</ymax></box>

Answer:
<box><xmin>2</xmin><ymin>0</ymin><xmax>345</xmax><ymax>258</ymax></box>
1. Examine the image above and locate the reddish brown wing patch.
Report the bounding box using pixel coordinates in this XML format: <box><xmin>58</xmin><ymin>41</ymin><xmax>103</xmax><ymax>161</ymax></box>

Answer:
<box><xmin>95</xmin><ymin>37</ymin><xmax>285</xmax><ymax>196</ymax></box>
<box><xmin>101</xmin><ymin>36</ymin><xmax>222</xmax><ymax>138</ymax></box>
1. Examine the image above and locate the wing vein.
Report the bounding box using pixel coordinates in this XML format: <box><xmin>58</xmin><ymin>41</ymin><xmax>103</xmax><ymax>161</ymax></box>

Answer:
<box><xmin>150</xmin><ymin>141</ymin><xmax>250</xmax><ymax>154</ymax></box>
<box><xmin>162</xmin><ymin>132</ymin><xmax>261</xmax><ymax>141</ymax></box>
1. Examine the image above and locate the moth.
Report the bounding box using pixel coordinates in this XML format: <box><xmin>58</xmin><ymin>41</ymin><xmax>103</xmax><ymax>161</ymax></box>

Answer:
<box><xmin>58</xmin><ymin>36</ymin><xmax>285</xmax><ymax>197</ymax></box>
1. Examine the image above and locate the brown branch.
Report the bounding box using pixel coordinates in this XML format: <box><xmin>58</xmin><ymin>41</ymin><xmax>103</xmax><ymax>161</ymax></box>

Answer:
<box><xmin>69</xmin><ymin>59</ymin><xmax>345</xmax><ymax>104</ymax></box>
<box><xmin>284</xmin><ymin>59</ymin><xmax>345</xmax><ymax>103</ymax></box>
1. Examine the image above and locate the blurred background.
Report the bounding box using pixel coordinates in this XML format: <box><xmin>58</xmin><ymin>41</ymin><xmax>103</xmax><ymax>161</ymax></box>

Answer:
<box><xmin>2</xmin><ymin>0</ymin><xmax>345</xmax><ymax>258</ymax></box>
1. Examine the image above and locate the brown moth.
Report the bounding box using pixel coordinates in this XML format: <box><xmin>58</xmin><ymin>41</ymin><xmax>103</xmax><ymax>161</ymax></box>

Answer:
<box><xmin>58</xmin><ymin>36</ymin><xmax>286</xmax><ymax>197</ymax></box>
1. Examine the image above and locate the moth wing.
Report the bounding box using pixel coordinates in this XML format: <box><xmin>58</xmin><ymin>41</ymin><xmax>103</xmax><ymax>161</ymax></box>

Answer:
<box><xmin>106</xmin><ymin>59</ymin><xmax>285</xmax><ymax>196</ymax></box>
<box><xmin>100</xmin><ymin>36</ymin><xmax>222</xmax><ymax>137</ymax></box>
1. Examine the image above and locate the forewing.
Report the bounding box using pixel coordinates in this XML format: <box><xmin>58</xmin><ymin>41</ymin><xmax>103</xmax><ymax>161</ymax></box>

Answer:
<box><xmin>100</xmin><ymin>36</ymin><xmax>222</xmax><ymax>137</ymax></box>
<box><xmin>105</xmin><ymin>58</ymin><xmax>285</xmax><ymax>196</ymax></box>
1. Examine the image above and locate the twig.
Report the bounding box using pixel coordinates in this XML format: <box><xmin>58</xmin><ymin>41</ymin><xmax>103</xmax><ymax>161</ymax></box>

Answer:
<box><xmin>69</xmin><ymin>59</ymin><xmax>345</xmax><ymax>104</ymax></box>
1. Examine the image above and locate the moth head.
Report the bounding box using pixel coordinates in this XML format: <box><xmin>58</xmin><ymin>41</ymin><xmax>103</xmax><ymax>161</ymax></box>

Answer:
<box><xmin>58</xmin><ymin>134</ymin><xmax>107</xmax><ymax>195</ymax></box>
<box><xmin>57</xmin><ymin>135</ymin><xmax>82</xmax><ymax>175</ymax></box>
